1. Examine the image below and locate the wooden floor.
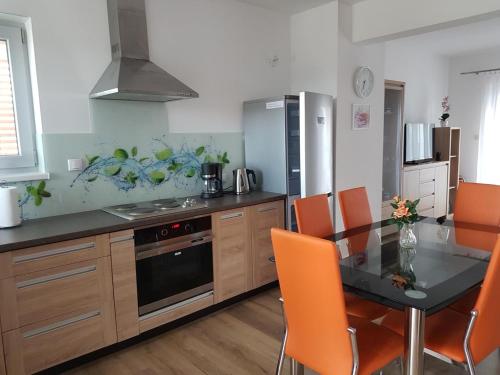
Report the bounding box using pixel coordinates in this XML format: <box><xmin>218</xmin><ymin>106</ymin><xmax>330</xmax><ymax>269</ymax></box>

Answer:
<box><xmin>66</xmin><ymin>288</ymin><xmax>499</xmax><ymax>375</ymax></box>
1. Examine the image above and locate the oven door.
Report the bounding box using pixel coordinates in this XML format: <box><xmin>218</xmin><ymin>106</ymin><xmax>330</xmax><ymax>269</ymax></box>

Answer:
<box><xmin>135</xmin><ymin>232</ymin><xmax>214</xmax><ymax>316</ymax></box>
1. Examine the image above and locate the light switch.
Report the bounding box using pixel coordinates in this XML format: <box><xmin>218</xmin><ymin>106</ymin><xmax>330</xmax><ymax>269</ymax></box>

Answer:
<box><xmin>67</xmin><ymin>158</ymin><xmax>85</xmax><ymax>172</ymax></box>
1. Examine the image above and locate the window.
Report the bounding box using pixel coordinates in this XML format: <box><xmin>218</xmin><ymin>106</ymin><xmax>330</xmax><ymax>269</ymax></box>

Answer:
<box><xmin>0</xmin><ymin>23</ymin><xmax>36</xmax><ymax>171</ymax></box>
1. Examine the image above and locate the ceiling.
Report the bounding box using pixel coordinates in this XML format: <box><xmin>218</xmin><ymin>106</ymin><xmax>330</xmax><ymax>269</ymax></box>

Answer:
<box><xmin>387</xmin><ymin>17</ymin><xmax>500</xmax><ymax>57</ymax></box>
<box><xmin>235</xmin><ymin>0</ymin><xmax>362</xmax><ymax>14</ymax></box>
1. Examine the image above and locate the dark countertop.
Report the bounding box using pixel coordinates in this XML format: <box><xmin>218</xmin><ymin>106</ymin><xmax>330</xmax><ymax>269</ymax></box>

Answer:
<box><xmin>0</xmin><ymin>191</ymin><xmax>285</xmax><ymax>253</ymax></box>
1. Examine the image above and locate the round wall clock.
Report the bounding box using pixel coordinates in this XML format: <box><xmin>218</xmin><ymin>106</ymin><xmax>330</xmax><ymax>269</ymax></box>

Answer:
<box><xmin>354</xmin><ymin>66</ymin><xmax>374</xmax><ymax>98</ymax></box>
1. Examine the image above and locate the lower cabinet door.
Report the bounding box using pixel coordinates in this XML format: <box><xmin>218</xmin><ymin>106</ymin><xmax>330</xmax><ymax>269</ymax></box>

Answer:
<box><xmin>434</xmin><ymin>164</ymin><xmax>449</xmax><ymax>217</ymax></box>
<box><xmin>3</xmin><ymin>306</ymin><xmax>115</xmax><ymax>374</ymax></box>
<box><xmin>212</xmin><ymin>208</ymin><xmax>252</xmax><ymax>303</ymax></box>
<box><xmin>250</xmin><ymin>201</ymin><xmax>285</xmax><ymax>288</ymax></box>
<box><xmin>0</xmin><ymin>258</ymin><xmax>110</xmax><ymax>332</ymax></box>
<box><xmin>1</xmin><ymin>256</ymin><xmax>116</xmax><ymax>374</ymax></box>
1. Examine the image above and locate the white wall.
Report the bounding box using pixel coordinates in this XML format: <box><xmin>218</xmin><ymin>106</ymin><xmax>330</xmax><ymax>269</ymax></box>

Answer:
<box><xmin>290</xmin><ymin>1</ymin><xmax>338</xmax><ymax>96</ymax></box>
<box><xmin>289</xmin><ymin>1</ymin><xmax>386</xmax><ymax>230</ymax></box>
<box><xmin>0</xmin><ymin>0</ymin><xmax>291</xmax><ymax>134</ymax></box>
<box><xmin>335</xmin><ymin>2</ymin><xmax>385</xmax><ymax>230</ymax></box>
<box><xmin>385</xmin><ymin>39</ymin><xmax>450</xmax><ymax>124</ymax></box>
<box><xmin>448</xmin><ymin>49</ymin><xmax>500</xmax><ymax>182</ymax></box>
<box><xmin>352</xmin><ymin>0</ymin><xmax>500</xmax><ymax>42</ymax></box>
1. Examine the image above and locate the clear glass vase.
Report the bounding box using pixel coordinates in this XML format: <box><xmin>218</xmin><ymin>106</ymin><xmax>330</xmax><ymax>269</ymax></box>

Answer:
<box><xmin>399</xmin><ymin>223</ymin><xmax>417</xmax><ymax>249</ymax></box>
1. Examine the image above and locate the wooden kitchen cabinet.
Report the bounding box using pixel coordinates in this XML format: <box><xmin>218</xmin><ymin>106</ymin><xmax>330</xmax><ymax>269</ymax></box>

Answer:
<box><xmin>249</xmin><ymin>201</ymin><xmax>285</xmax><ymax>288</ymax></box>
<box><xmin>0</xmin><ymin>235</ymin><xmax>110</xmax><ymax>278</ymax></box>
<box><xmin>109</xmin><ymin>230</ymin><xmax>139</xmax><ymax>341</ymax></box>
<box><xmin>212</xmin><ymin>208</ymin><xmax>252</xmax><ymax>303</ymax></box>
<box><xmin>3</xmin><ymin>304</ymin><xmax>115</xmax><ymax>374</ymax></box>
<box><xmin>0</xmin><ymin>235</ymin><xmax>117</xmax><ymax>374</ymax></box>
<box><xmin>0</xmin><ymin>257</ymin><xmax>113</xmax><ymax>332</ymax></box>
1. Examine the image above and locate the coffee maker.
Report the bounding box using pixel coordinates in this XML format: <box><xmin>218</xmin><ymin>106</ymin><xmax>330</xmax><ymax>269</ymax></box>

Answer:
<box><xmin>200</xmin><ymin>163</ymin><xmax>224</xmax><ymax>199</ymax></box>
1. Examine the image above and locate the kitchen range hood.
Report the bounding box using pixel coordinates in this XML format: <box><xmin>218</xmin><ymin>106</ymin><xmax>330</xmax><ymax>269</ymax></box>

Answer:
<box><xmin>90</xmin><ymin>0</ymin><xmax>198</xmax><ymax>102</ymax></box>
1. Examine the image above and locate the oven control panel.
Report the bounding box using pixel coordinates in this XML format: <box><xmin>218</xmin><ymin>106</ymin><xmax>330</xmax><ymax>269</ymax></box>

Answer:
<box><xmin>134</xmin><ymin>216</ymin><xmax>212</xmax><ymax>246</ymax></box>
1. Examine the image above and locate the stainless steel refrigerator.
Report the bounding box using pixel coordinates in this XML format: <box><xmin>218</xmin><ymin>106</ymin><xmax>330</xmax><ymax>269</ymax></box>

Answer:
<box><xmin>243</xmin><ymin>92</ymin><xmax>335</xmax><ymax>230</ymax></box>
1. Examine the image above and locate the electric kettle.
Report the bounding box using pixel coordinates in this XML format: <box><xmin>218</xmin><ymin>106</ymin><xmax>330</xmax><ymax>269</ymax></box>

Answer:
<box><xmin>232</xmin><ymin>168</ymin><xmax>256</xmax><ymax>195</ymax></box>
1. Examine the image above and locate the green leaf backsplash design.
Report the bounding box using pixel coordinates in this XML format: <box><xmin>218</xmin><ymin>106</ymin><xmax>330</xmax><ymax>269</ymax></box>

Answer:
<box><xmin>149</xmin><ymin>170</ymin><xmax>166</xmax><ymax>184</ymax></box>
<box><xmin>155</xmin><ymin>148</ymin><xmax>173</xmax><ymax>161</ymax></box>
<box><xmin>70</xmin><ymin>141</ymin><xmax>231</xmax><ymax>192</ymax></box>
<box><xmin>19</xmin><ymin>181</ymin><xmax>52</xmax><ymax>208</ymax></box>
<box><xmin>104</xmin><ymin>165</ymin><xmax>121</xmax><ymax>176</ymax></box>
<box><xmin>113</xmin><ymin>148</ymin><xmax>129</xmax><ymax>161</ymax></box>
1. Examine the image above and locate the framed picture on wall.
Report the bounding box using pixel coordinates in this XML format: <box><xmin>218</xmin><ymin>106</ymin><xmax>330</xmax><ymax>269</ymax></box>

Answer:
<box><xmin>352</xmin><ymin>104</ymin><xmax>370</xmax><ymax>130</ymax></box>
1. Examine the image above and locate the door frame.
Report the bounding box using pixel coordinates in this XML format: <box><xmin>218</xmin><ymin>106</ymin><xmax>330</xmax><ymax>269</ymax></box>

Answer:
<box><xmin>382</xmin><ymin>80</ymin><xmax>406</xmax><ymax>217</ymax></box>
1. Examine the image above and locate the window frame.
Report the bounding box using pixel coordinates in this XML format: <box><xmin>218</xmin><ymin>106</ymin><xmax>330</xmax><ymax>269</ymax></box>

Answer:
<box><xmin>0</xmin><ymin>23</ymin><xmax>37</xmax><ymax>170</ymax></box>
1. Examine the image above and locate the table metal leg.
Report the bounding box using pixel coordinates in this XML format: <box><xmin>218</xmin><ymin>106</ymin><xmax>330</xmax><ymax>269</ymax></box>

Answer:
<box><xmin>290</xmin><ymin>359</ymin><xmax>304</xmax><ymax>375</ymax></box>
<box><xmin>404</xmin><ymin>307</ymin><xmax>425</xmax><ymax>375</ymax></box>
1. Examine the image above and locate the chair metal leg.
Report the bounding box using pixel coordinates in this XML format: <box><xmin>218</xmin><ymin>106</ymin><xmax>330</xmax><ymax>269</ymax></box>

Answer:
<box><xmin>276</xmin><ymin>326</ymin><xmax>287</xmax><ymax>375</ymax></box>
<box><xmin>463</xmin><ymin>310</ymin><xmax>478</xmax><ymax>375</ymax></box>
<box><xmin>290</xmin><ymin>359</ymin><xmax>304</xmax><ymax>375</ymax></box>
<box><xmin>276</xmin><ymin>297</ymin><xmax>288</xmax><ymax>375</ymax></box>
<box><xmin>404</xmin><ymin>307</ymin><xmax>425</xmax><ymax>375</ymax></box>
<box><xmin>278</xmin><ymin>297</ymin><xmax>304</xmax><ymax>375</ymax></box>
<box><xmin>348</xmin><ymin>327</ymin><xmax>360</xmax><ymax>375</ymax></box>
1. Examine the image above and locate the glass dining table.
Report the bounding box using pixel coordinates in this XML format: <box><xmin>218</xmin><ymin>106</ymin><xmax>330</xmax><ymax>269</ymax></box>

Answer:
<box><xmin>325</xmin><ymin>217</ymin><xmax>499</xmax><ymax>375</ymax></box>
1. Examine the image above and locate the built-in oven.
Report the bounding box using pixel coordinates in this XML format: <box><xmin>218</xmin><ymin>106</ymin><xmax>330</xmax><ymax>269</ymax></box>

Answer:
<box><xmin>134</xmin><ymin>216</ymin><xmax>213</xmax><ymax>317</ymax></box>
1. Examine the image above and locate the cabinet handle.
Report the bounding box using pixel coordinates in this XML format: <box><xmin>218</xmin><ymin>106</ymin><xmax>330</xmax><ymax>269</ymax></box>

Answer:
<box><xmin>258</xmin><ymin>206</ymin><xmax>277</xmax><ymax>213</ymax></box>
<box><xmin>13</xmin><ymin>242</ymin><xmax>96</xmax><ymax>263</ymax></box>
<box><xmin>110</xmin><ymin>234</ymin><xmax>134</xmax><ymax>244</ymax></box>
<box><xmin>23</xmin><ymin>310</ymin><xmax>100</xmax><ymax>338</ymax></box>
<box><xmin>291</xmin><ymin>169</ymin><xmax>300</xmax><ymax>173</ymax></box>
<box><xmin>16</xmin><ymin>265</ymin><xmax>97</xmax><ymax>289</ymax></box>
<box><xmin>220</xmin><ymin>212</ymin><xmax>243</xmax><ymax>220</ymax></box>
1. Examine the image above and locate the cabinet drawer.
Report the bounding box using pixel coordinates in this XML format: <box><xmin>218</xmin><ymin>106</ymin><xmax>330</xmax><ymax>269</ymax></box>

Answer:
<box><xmin>419</xmin><ymin>168</ymin><xmax>435</xmax><ymax>183</ymax></box>
<box><xmin>3</xmin><ymin>306</ymin><xmax>116</xmax><ymax>374</ymax></box>
<box><xmin>212</xmin><ymin>208</ymin><xmax>251</xmax><ymax>303</ymax></box>
<box><xmin>419</xmin><ymin>195</ymin><xmax>435</xmax><ymax>211</ymax></box>
<box><xmin>419</xmin><ymin>181</ymin><xmax>435</xmax><ymax>198</ymax></box>
<box><xmin>0</xmin><ymin>258</ymin><xmax>109</xmax><ymax>332</ymax></box>
<box><xmin>0</xmin><ymin>235</ymin><xmax>110</xmax><ymax>278</ymax></box>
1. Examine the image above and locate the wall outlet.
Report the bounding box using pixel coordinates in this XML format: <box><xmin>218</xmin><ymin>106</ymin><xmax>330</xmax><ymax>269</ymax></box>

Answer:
<box><xmin>67</xmin><ymin>158</ymin><xmax>85</xmax><ymax>172</ymax></box>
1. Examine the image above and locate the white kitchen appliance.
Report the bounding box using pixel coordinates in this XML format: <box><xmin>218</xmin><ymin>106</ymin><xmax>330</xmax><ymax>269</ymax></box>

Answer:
<box><xmin>0</xmin><ymin>185</ymin><xmax>21</xmax><ymax>228</ymax></box>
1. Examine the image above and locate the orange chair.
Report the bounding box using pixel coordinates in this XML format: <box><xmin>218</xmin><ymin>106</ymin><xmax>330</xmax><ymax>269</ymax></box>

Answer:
<box><xmin>454</xmin><ymin>182</ymin><xmax>500</xmax><ymax>227</ymax></box>
<box><xmin>294</xmin><ymin>194</ymin><xmax>389</xmax><ymax>320</ymax></box>
<box><xmin>338</xmin><ymin>187</ymin><xmax>373</xmax><ymax>230</ymax></box>
<box><xmin>449</xmin><ymin>182</ymin><xmax>500</xmax><ymax>314</ymax></box>
<box><xmin>271</xmin><ymin>228</ymin><xmax>403</xmax><ymax>375</ymax></box>
<box><xmin>294</xmin><ymin>194</ymin><xmax>334</xmax><ymax>239</ymax></box>
<box><xmin>381</xmin><ymin>237</ymin><xmax>500</xmax><ymax>374</ymax></box>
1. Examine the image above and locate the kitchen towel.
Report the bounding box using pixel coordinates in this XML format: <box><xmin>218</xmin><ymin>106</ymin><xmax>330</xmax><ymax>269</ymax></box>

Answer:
<box><xmin>0</xmin><ymin>185</ymin><xmax>21</xmax><ymax>228</ymax></box>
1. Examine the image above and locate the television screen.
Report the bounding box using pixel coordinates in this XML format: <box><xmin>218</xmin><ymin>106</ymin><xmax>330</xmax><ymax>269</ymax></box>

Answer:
<box><xmin>404</xmin><ymin>123</ymin><xmax>434</xmax><ymax>164</ymax></box>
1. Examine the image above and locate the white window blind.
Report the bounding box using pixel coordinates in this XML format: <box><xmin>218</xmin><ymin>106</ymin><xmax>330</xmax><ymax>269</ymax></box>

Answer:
<box><xmin>0</xmin><ymin>39</ymin><xmax>19</xmax><ymax>156</ymax></box>
<box><xmin>0</xmin><ymin>24</ymin><xmax>36</xmax><ymax>171</ymax></box>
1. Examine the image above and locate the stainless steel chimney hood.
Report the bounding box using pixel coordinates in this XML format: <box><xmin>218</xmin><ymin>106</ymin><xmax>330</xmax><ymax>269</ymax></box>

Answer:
<box><xmin>90</xmin><ymin>0</ymin><xmax>199</xmax><ymax>102</ymax></box>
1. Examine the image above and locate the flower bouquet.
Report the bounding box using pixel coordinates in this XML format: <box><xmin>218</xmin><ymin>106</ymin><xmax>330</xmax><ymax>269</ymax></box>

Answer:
<box><xmin>388</xmin><ymin>196</ymin><xmax>420</xmax><ymax>249</ymax></box>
